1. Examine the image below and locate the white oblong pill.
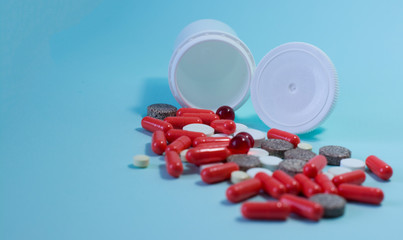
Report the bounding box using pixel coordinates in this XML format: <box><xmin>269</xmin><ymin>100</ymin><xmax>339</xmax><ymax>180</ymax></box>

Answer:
<box><xmin>180</xmin><ymin>149</ymin><xmax>188</xmax><ymax>162</ymax></box>
<box><xmin>246</xmin><ymin>167</ymin><xmax>273</xmax><ymax>178</ymax></box>
<box><xmin>211</xmin><ymin>133</ymin><xmax>232</xmax><ymax>138</ymax></box>
<box><xmin>235</xmin><ymin>123</ymin><xmax>248</xmax><ymax>132</ymax></box>
<box><xmin>340</xmin><ymin>158</ymin><xmax>365</xmax><ymax>171</ymax></box>
<box><xmin>199</xmin><ymin>163</ymin><xmax>223</xmax><ymax>173</ymax></box>
<box><xmin>183</xmin><ymin>123</ymin><xmax>214</xmax><ymax>136</ymax></box>
<box><xmin>259</xmin><ymin>156</ymin><xmax>283</xmax><ymax>171</ymax></box>
<box><xmin>231</xmin><ymin>170</ymin><xmax>250</xmax><ymax>184</ymax></box>
<box><xmin>248</xmin><ymin>148</ymin><xmax>269</xmax><ymax>157</ymax></box>
<box><xmin>235</xmin><ymin>128</ymin><xmax>266</xmax><ymax>147</ymax></box>
<box><xmin>328</xmin><ymin>166</ymin><xmax>352</xmax><ymax>176</ymax></box>
<box><xmin>297</xmin><ymin>142</ymin><xmax>313</xmax><ymax>151</ymax></box>
<box><xmin>133</xmin><ymin>155</ymin><xmax>150</xmax><ymax>168</ymax></box>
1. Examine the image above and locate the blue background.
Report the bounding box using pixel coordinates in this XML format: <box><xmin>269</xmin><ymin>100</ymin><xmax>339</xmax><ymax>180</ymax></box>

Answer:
<box><xmin>1</xmin><ymin>0</ymin><xmax>403</xmax><ymax>239</ymax></box>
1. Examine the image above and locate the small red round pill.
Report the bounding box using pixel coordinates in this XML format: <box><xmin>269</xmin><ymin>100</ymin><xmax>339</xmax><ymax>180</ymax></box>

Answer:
<box><xmin>235</xmin><ymin>132</ymin><xmax>254</xmax><ymax>148</ymax></box>
<box><xmin>228</xmin><ymin>135</ymin><xmax>250</xmax><ymax>154</ymax></box>
<box><xmin>216</xmin><ymin>105</ymin><xmax>235</xmax><ymax>120</ymax></box>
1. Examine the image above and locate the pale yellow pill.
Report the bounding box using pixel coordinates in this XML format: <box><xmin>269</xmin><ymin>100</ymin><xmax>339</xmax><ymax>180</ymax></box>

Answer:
<box><xmin>297</xmin><ymin>142</ymin><xmax>313</xmax><ymax>151</ymax></box>
<box><xmin>133</xmin><ymin>155</ymin><xmax>150</xmax><ymax>168</ymax></box>
<box><xmin>231</xmin><ymin>170</ymin><xmax>250</xmax><ymax>184</ymax></box>
<box><xmin>180</xmin><ymin>149</ymin><xmax>189</xmax><ymax>162</ymax></box>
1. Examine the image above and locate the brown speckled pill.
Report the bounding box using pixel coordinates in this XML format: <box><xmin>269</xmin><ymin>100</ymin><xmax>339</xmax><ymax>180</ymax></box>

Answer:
<box><xmin>309</xmin><ymin>194</ymin><xmax>346</xmax><ymax>218</ymax></box>
<box><xmin>261</xmin><ymin>139</ymin><xmax>294</xmax><ymax>159</ymax></box>
<box><xmin>319</xmin><ymin>145</ymin><xmax>351</xmax><ymax>166</ymax></box>
<box><xmin>227</xmin><ymin>154</ymin><xmax>262</xmax><ymax>171</ymax></box>
<box><xmin>284</xmin><ymin>148</ymin><xmax>317</xmax><ymax>162</ymax></box>
<box><xmin>147</xmin><ymin>103</ymin><xmax>177</xmax><ymax>120</ymax></box>
<box><xmin>278</xmin><ymin>159</ymin><xmax>305</xmax><ymax>176</ymax></box>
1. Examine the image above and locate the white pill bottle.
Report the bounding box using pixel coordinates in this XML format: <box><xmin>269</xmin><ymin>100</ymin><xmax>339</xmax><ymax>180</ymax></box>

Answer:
<box><xmin>168</xmin><ymin>19</ymin><xmax>338</xmax><ymax>134</ymax></box>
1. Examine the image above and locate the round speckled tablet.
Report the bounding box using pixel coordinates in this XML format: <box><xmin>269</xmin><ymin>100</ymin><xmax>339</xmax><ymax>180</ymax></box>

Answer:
<box><xmin>278</xmin><ymin>159</ymin><xmax>305</xmax><ymax>176</ymax></box>
<box><xmin>309</xmin><ymin>194</ymin><xmax>346</xmax><ymax>218</ymax></box>
<box><xmin>227</xmin><ymin>154</ymin><xmax>262</xmax><ymax>171</ymax></box>
<box><xmin>147</xmin><ymin>103</ymin><xmax>177</xmax><ymax>120</ymax></box>
<box><xmin>261</xmin><ymin>139</ymin><xmax>294</xmax><ymax>159</ymax></box>
<box><xmin>284</xmin><ymin>148</ymin><xmax>317</xmax><ymax>161</ymax></box>
<box><xmin>319</xmin><ymin>145</ymin><xmax>351</xmax><ymax>166</ymax></box>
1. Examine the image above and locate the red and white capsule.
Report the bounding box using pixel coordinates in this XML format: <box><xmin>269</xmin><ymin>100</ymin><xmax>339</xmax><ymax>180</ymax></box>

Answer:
<box><xmin>141</xmin><ymin>116</ymin><xmax>173</xmax><ymax>133</ymax></box>
<box><xmin>241</xmin><ymin>201</ymin><xmax>291</xmax><ymax>221</ymax></box>
<box><xmin>303</xmin><ymin>155</ymin><xmax>327</xmax><ymax>178</ymax></box>
<box><xmin>151</xmin><ymin>130</ymin><xmax>167</xmax><ymax>155</ymax></box>
<box><xmin>366</xmin><ymin>155</ymin><xmax>393</xmax><ymax>180</ymax></box>
<box><xmin>165</xmin><ymin>135</ymin><xmax>192</xmax><ymax>154</ymax></box>
<box><xmin>338</xmin><ymin>183</ymin><xmax>384</xmax><ymax>205</ymax></box>
<box><xmin>165</xmin><ymin>151</ymin><xmax>183</xmax><ymax>178</ymax></box>
<box><xmin>182</xmin><ymin>113</ymin><xmax>220</xmax><ymax>125</ymax></box>
<box><xmin>164</xmin><ymin>116</ymin><xmax>202</xmax><ymax>129</ymax></box>
<box><xmin>314</xmin><ymin>173</ymin><xmax>338</xmax><ymax>194</ymax></box>
<box><xmin>176</xmin><ymin>108</ymin><xmax>215</xmax><ymax>116</ymax></box>
<box><xmin>210</xmin><ymin>120</ymin><xmax>236</xmax><ymax>135</ymax></box>
<box><xmin>280</xmin><ymin>194</ymin><xmax>324</xmax><ymax>221</ymax></box>
<box><xmin>332</xmin><ymin>170</ymin><xmax>366</xmax><ymax>186</ymax></box>
<box><xmin>192</xmin><ymin>136</ymin><xmax>231</xmax><ymax>147</ymax></box>
<box><xmin>165</xmin><ymin>129</ymin><xmax>206</xmax><ymax>143</ymax></box>
<box><xmin>186</xmin><ymin>146</ymin><xmax>232</xmax><ymax>165</ymax></box>
<box><xmin>272</xmin><ymin>170</ymin><xmax>301</xmax><ymax>195</ymax></box>
<box><xmin>255</xmin><ymin>172</ymin><xmax>286</xmax><ymax>199</ymax></box>
<box><xmin>267</xmin><ymin>128</ymin><xmax>300</xmax><ymax>148</ymax></box>
<box><xmin>226</xmin><ymin>178</ymin><xmax>262</xmax><ymax>203</ymax></box>
<box><xmin>201</xmin><ymin>162</ymin><xmax>239</xmax><ymax>184</ymax></box>
<box><xmin>294</xmin><ymin>173</ymin><xmax>323</xmax><ymax>197</ymax></box>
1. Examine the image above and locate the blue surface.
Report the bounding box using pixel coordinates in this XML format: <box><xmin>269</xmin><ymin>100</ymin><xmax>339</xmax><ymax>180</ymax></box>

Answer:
<box><xmin>1</xmin><ymin>1</ymin><xmax>403</xmax><ymax>239</ymax></box>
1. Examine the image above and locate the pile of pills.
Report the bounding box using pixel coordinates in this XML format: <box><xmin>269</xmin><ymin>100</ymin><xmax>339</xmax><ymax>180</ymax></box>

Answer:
<box><xmin>135</xmin><ymin>104</ymin><xmax>394</xmax><ymax>221</ymax></box>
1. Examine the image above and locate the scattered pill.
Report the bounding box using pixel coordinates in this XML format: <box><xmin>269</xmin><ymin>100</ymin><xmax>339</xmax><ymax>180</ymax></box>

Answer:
<box><xmin>235</xmin><ymin>132</ymin><xmax>255</xmax><ymax>148</ymax></box>
<box><xmin>227</xmin><ymin>135</ymin><xmax>251</xmax><ymax>154</ymax></box>
<box><xmin>231</xmin><ymin>171</ymin><xmax>250</xmax><ymax>184</ymax></box>
<box><xmin>200</xmin><ymin>163</ymin><xmax>223</xmax><ymax>172</ymax></box>
<box><xmin>133</xmin><ymin>155</ymin><xmax>150</xmax><ymax>168</ymax></box>
<box><xmin>210</xmin><ymin>119</ymin><xmax>236</xmax><ymax>134</ymax></box>
<box><xmin>297</xmin><ymin>142</ymin><xmax>313</xmax><ymax>151</ymax></box>
<box><xmin>278</xmin><ymin>159</ymin><xmax>306</xmax><ymax>176</ymax></box>
<box><xmin>216</xmin><ymin>105</ymin><xmax>235</xmax><ymax>120</ymax></box>
<box><xmin>235</xmin><ymin>128</ymin><xmax>265</xmax><ymax>147</ymax></box>
<box><xmin>284</xmin><ymin>148</ymin><xmax>317</xmax><ymax>162</ymax></box>
<box><xmin>327</xmin><ymin>166</ymin><xmax>352</xmax><ymax>176</ymax></box>
<box><xmin>227</xmin><ymin>154</ymin><xmax>262</xmax><ymax>171</ymax></box>
<box><xmin>267</xmin><ymin>128</ymin><xmax>300</xmax><ymax>148</ymax></box>
<box><xmin>272</xmin><ymin>170</ymin><xmax>301</xmax><ymax>195</ymax></box>
<box><xmin>314</xmin><ymin>173</ymin><xmax>338</xmax><ymax>194</ymax></box>
<box><xmin>147</xmin><ymin>103</ymin><xmax>177</xmax><ymax>120</ymax></box>
<box><xmin>332</xmin><ymin>170</ymin><xmax>366</xmax><ymax>186</ymax></box>
<box><xmin>182</xmin><ymin>113</ymin><xmax>220</xmax><ymax>125</ymax></box>
<box><xmin>309</xmin><ymin>194</ymin><xmax>346</xmax><ymax>218</ymax></box>
<box><xmin>176</xmin><ymin>107</ymin><xmax>214</xmax><ymax>116</ymax></box>
<box><xmin>141</xmin><ymin>116</ymin><xmax>173</xmax><ymax>133</ymax></box>
<box><xmin>255</xmin><ymin>172</ymin><xmax>286</xmax><ymax>198</ymax></box>
<box><xmin>340</xmin><ymin>158</ymin><xmax>365</xmax><ymax>171</ymax></box>
<box><xmin>246</xmin><ymin>168</ymin><xmax>273</xmax><ymax>178</ymax></box>
<box><xmin>261</xmin><ymin>139</ymin><xmax>294</xmax><ymax>159</ymax></box>
<box><xmin>303</xmin><ymin>155</ymin><xmax>327</xmax><ymax>178</ymax></box>
<box><xmin>193</xmin><ymin>136</ymin><xmax>231</xmax><ymax>147</ymax></box>
<box><xmin>294</xmin><ymin>173</ymin><xmax>323</xmax><ymax>197</ymax></box>
<box><xmin>201</xmin><ymin>162</ymin><xmax>239</xmax><ymax>184</ymax></box>
<box><xmin>164</xmin><ymin>116</ymin><xmax>202</xmax><ymax>129</ymax></box>
<box><xmin>186</xmin><ymin>146</ymin><xmax>231</xmax><ymax>165</ymax></box>
<box><xmin>319</xmin><ymin>145</ymin><xmax>351</xmax><ymax>166</ymax></box>
<box><xmin>211</xmin><ymin>133</ymin><xmax>232</xmax><ymax>138</ymax></box>
<box><xmin>151</xmin><ymin>130</ymin><xmax>167</xmax><ymax>155</ymax></box>
<box><xmin>180</xmin><ymin>149</ymin><xmax>188</xmax><ymax>162</ymax></box>
<box><xmin>259</xmin><ymin>156</ymin><xmax>283</xmax><ymax>171</ymax></box>
<box><xmin>366</xmin><ymin>155</ymin><xmax>393</xmax><ymax>180</ymax></box>
<box><xmin>241</xmin><ymin>201</ymin><xmax>291</xmax><ymax>221</ymax></box>
<box><xmin>183</xmin><ymin>123</ymin><xmax>215</xmax><ymax>136</ymax></box>
<box><xmin>165</xmin><ymin>135</ymin><xmax>192</xmax><ymax>154</ymax></box>
<box><xmin>248</xmin><ymin>148</ymin><xmax>269</xmax><ymax>157</ymax></box>
<box><xmin>235</xmin><ymin>123</ymin><xmax>248</xmax><ymax>132</ymax></box>
<box><xmin>196</xmin><ymin>142</ymin><xmax>229</xmax><ymax>149</ymax></box>
<box><xmin>165</xmin><ymin>129</ymin><xmax>206</xmax><ymax>143</ymax></box>
<box><xmin>280</xmin><ymin>194</ymin><xmax>324</xmax><ymax>221</ymax></box>
<box><xmin>226</xmin><ymin>178</ymin><xmax>262</xmax><ymax>203</ymax></box>
<box><xmin>338</xmin><ymin>183</ymin><xmax>384</xmax><ymax>205</ymax></box>
<box><xmin>165</xmin><ymin>151</ymin><xmax>183</xmax><ymax>178</ymax></box>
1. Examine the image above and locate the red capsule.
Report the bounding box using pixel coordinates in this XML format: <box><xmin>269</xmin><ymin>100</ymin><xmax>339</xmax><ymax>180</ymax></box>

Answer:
<box><xmin>141</xmin><ymin>116</ymin><xmax>173</xmax><ymax>133</ymax></box>
<box><xmin>294</xmin><ymin>173</ymin><xmax>323</xmax><ymax>197</ymax></box>
<box><xmin>182</xmin><ymin>113</ymin><xmax>220</xmax><ymax>125</ymax></box>
<box><xmin>151</xmin><ymin>130</ymin><xmax>167</xmax><ymax>155</ymax></box>
<box><xmin>201</xmin><ymin>162</ymin><xmax>239</xmax><ymax>184</ymax></box>
<box><xmin>280</xmin><ymin>194</ymin><xmax>324</xmax><ymax>221</ymax></box>
<box><xmin>164</xmin><ymin>116</ymin><xmax>202</xmax><ymax>129</ymax></box>
<box><xmin>165</xmin><ymin>151</ymin><xmax>183</xmax><ymax>178</ymax></box>
<box><xmin>366</xmin><ymin>155</ymin><xmax>393</xmax><ymax>180</ymax></box>
<box><xmin>303</xmin><ymin>155</ymin><xmax>327</xmax><ymax>178</ymax></box>
<box><xmin>176</xmin><ymin>108</ymin><xmax>215</xmax><ymax>116</ymax></box>
<box><xmin>338</xmin><ymin>183</ymin><xmax>384</xmax><ymax>205</ymax></box>
<box><xmin>241</xmin><ymin>201</ymin><xmax>291</xmax><ymax>221</ymax></box>
<box><xmin>165</xmin><ymin>135</ymin><xmax>192</xmax><ymax>154</ymax></box>
<box><xmin>267</xmin><ymin>128</ymin><xmax>300</xmax><ymax>148</ymax></box>
<box><xmin>210</xmin><ymin>120</ymin><xmax>236</xmax><ymax>135</ymax></box>
<box><xmin>332</xmin><ymin>170</ymin><xmax>366</xmax><ymax>186</ymax></box>
<box><xmin>186</xmin><ymin>146</ymin><xmax>232</xmax><ymax>165</ymax></box>
<box><xmin>226</xmin><ymin>178</ymin><xmax>262</xmax><ymax>203</ymax></box>
<box><xmin>196</xmin><ymin>142</ymin><xmax>229</xmax><ymax>149</ymax></box>
<box><xmin>272</xmin><ymin>170</ymin><xmax>301</xmax><ymax>195</ymax></box>
<box><xmin>314</xmin><ymin>173</ymin><xmax>338</xmax><ymax>194</ymax></box>
<box><xmin>255</xmin><ymin>172</ymin><xmax>286</xmax><ymax>199</ymax></box>
<box><xmin>192</xmin><ymin>136</ymin><xmax>231</xmax><ymax>147</ymax></box>
<box><xmin>165</xmin><ymin>129</ymin><xmax>206</xmax><ymax>143</ymax></box>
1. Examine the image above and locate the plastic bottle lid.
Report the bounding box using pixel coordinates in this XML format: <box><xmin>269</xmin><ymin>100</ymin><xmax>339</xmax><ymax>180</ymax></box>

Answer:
<box><xmin>251</xmin><ymin>42</ymin><xmax>338</xmax><ymax>134</ymax></box>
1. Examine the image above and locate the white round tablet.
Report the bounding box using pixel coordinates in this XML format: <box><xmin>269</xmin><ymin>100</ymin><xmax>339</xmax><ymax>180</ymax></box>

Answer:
<box><xmin>248</xmin><ymin>148</ymin><xmax>269</xmax><ymax>157</ymax></box>
<box><xmin>259</xmin><ymin>156</ymin><xmax>283</xmax><ymax>171</ymax></box>
<box><xmin>180</xmin><ymin>149</ymin><xmax>189</xmax><ymax>162</ymax></box>
<box><xmin>211</xmin><ymin>133</ymin><xmax>232</xmax><ymax>138</ymax></box>
<box><xmin>235</xmin><ymin>128</ymin><xmax>265</xmax><ymax>147</ymax></box>
<box><xmin>235</xmin><ymin>123</ymin><xmax>248</xmax><ymax>132</ymax></box>
<box><xmin>183</xmin><ymin>123</ymin><xmax>214</xmax><ymax>136</ymax></box>
<box><xmin>297</xmin><ymin>142</ymin><xmax>313</xmax><ymax>151</ymax></box>
<box><xmin>246</xmin><ymin>167</ymin><xmax>273</xmax><ymax>178</ymax></box>
<box><xmin>133</xmin><ymin>155</ymin><xmax>150</xmax><ymax>168</ymax></box>
<box><xmin>323</xmin><ymin>171</ymin><xmax>334</xmax><ymax>180</ymax></box>
<box><xmin>340</xmin><ymin>158</ymin><xmax>365</xmax><ymax>171</ymax></box>
<box><xmin>328</xmin><ymin>166</ymin><xmax>352</xmax><ymax>176</ymax></box>
<box><xmin>199</xmin><ymin>163</ymin><xmax>223</xmax><ymax>172</ymax></box>
<box><xmin>231</xmin><ymin>170</ymin><xmax>250</xmax><ymax>184</ymax></box>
